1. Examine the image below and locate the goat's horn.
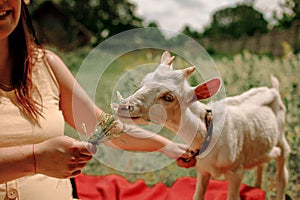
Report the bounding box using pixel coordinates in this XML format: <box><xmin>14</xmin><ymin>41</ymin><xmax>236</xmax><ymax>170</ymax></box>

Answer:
<box><xmin>167</xmin><ymin>56</ymin><xmax>175</xmax><ymax>65</ymax></box>
<box><xmin>182</xmin><ymin>66</ymin><xmax>196</xmax><ymax>78</ymax></box>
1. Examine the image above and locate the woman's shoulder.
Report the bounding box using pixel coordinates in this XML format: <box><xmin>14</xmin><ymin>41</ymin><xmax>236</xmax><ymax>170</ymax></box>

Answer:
<box><xmin>43</xmin><ymin>49</ymin><xmax>70</xmax><ymax>78</ymax></box>
<box><xmin>42</xmin><ymin>49</ymin><xmax>77</xmax><ymax>93</ymax></box>
<box><xmin>44</xmin><ymin>49</ymin><xmax>63</xmax><ymax>64</ymax></box>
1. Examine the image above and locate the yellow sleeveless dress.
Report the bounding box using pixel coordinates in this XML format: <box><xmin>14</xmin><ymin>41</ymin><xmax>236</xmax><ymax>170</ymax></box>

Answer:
<box><xmin>0</xmin><ymin>52</ymin><xmax>74</xmax><ymax>200</ymax></box>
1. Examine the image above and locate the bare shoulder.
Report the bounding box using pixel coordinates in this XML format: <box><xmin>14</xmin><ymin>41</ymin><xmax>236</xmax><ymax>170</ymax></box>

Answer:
<box><xmin>43</xmin><ymin>49</ymin><xmax>76</xmax><ymax>89</ymax></box>
<box><xmin>44</xmin><ymin>50</ymin><xmax>66</xmax><ymax>70</ymax></box>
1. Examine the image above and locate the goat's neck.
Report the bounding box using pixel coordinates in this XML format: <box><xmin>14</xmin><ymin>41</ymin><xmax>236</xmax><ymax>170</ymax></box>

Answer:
<box><xmin>165</xmin><ymin>102</ymin><xmax>209</xmax><ymax>151</ymax></box>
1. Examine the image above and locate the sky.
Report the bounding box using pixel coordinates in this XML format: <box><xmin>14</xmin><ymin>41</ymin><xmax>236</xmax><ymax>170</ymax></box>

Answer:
<box><xmin>129</xmin><ymin>0</ymin><xmax>286</xmax><ymax>35</ymax></box>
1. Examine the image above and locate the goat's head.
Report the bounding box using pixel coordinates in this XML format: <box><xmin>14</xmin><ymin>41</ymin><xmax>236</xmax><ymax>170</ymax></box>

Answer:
<box><xmin>117</xmin><ymin>51</ymin><xmax>221</xmax><ymax>127</ymax></box>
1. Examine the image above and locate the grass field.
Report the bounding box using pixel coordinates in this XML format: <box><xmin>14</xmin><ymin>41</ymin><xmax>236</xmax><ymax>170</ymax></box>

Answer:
<box><xmin>57</xmin><ymin>47</ymin><xmax>299</xmax><ymax>199</ymax></box>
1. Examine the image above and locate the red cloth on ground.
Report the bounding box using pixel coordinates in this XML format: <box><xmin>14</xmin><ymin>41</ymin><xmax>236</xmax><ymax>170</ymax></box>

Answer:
<box><xmin>75</xmin><ymin>173</ymin><xmax>265</xmax><ymax>200</ymax></box>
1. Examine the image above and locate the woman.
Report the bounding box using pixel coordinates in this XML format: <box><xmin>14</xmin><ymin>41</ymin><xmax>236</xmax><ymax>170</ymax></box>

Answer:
<box><xmin>0</xmin><ymin>1</ymin><xmax>194</xmax><ymax>199</ymax></box>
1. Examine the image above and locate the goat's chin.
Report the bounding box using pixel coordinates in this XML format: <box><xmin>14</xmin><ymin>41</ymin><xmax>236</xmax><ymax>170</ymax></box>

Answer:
<box><xmin>117</xmin><ymin>116</ymin><xmax>149</xmax><ymax>125</ymax></box>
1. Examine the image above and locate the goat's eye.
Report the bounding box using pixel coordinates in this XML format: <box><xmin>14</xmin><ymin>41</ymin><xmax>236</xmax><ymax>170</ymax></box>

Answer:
<box><xmin>163</xmin><ymin>94</ymin><xmax>174</xmax><ymax>102</ymax></box>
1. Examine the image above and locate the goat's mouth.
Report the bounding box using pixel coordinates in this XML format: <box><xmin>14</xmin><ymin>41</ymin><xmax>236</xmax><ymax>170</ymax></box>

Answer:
<box><xmin>117</xmin><ymin>114</ymin><xmax>150</xmax><ymax>125</ymax></box>
<box><xmin>117</xmin><ymin>105</ymin><xmax>142</xmax><ymax>120</ymax></box>
<box><xmin>116</xmin><ymin>104</ymin><xmax>151</xmax><ymax>124</ymax></box>
<box><xmin>117</xmin><ymin>114</ymin><xmax>140</xmax><ymax>120</ymax></box>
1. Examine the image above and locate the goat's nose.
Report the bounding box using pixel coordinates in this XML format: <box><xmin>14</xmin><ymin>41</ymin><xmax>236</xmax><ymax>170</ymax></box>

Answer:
<box><xmin>118</xmin><ymin>104</ymin><xmax>134</xmax><ymax>111</ymax></box>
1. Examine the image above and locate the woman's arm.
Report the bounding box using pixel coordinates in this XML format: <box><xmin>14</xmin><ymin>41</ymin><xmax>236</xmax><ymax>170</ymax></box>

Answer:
<box><xmin>0</xmin><ymin>145</ymin><xmax>34</xmax><ymax>183</ymax></box>
<box><xmin>106</xmin><ymin>122</ymin><xmax>189</xmax><ymax>159</ymax></box>
<box><xmin>45</xmin><ymin>51</ymin><xmax>188</xmax><ymax>158</ymax></box>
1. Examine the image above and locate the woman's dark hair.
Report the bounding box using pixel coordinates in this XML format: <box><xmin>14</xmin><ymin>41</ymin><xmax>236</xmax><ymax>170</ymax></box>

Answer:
<box><xmin>9</xmin><ymin>1</ymin><xmax>43</xmax><ymax>122</ymax></box>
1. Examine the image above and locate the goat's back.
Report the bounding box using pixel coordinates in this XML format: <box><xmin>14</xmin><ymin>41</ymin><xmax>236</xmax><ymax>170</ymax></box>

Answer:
<box><xmin>202</xmin><ymin>87</ymin><xmax>284</xmax><ymax>172</ymax></box>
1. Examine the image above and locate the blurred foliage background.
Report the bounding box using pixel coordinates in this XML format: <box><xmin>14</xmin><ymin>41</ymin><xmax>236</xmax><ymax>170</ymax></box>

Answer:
<box><xmin>28</xmin><ymin>0</ymin><xmax>300</xmax><ymax>55</ymax></box>
<box><xmin>27</xmin><ymin>0</ymin><xmax>299</xmax><ymax>199</ymax></box>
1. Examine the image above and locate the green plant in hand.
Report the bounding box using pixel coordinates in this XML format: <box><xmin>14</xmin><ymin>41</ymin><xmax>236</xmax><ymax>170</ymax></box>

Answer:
<box><xmin>82</xmin><ymin>113</ymin><xmax>124</xmax><ymax>146</ymax></box>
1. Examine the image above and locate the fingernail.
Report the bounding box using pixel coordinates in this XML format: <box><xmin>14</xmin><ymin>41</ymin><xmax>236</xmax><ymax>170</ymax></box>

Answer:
<box><xmin>80</xmin><ymin>141</ymin><xmax>97</xmax><ymax>154</ymax></box>
<box><xmin>87</xmin><ymin>143</ymin><xmax>97</xmax><ymax>154</ymax></box>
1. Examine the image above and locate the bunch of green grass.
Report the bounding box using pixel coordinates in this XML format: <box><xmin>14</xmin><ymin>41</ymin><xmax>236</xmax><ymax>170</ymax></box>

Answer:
<box><xmin>82</xmin><ymin>113</ymin><xmax>124</xmax><ymax>146</ymax></box>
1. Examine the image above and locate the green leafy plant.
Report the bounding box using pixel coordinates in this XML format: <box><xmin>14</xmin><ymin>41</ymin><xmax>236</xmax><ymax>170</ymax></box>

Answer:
<box><xmin>82</xmin><ymin>113</ymin><xmax>124</xmax><ymax>146</ymax></box>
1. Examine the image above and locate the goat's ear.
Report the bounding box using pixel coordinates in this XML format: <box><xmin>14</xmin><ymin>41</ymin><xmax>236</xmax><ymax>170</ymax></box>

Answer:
<box><xmin>160</xmin><ymin>51</ymin><xmax>175</xmax><ymax>69</ymax></box>
<box><xmin>181</xmin><ymin>66</ymin><xmax>196</xmax><ymax>78</ymax></box>
<box><xmin>187</xmin><ymin>78</ymin><xmax>221</xmax><ymax>103</ymax></box>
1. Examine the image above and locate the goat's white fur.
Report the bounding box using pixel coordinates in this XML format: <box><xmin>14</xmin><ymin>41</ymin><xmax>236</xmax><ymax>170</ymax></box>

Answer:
<box><xmin>117</xmin><ymin>51</ymin><xmax>290</xmax><ymax>200</ymax></box>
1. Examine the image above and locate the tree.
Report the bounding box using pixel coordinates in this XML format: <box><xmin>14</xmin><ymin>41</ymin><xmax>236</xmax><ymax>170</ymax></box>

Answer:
<box><xmin>60</xmin><ymin>0</ymin><xmax>143</xmax><ymax>43</ymax></box>
<box><xmin>182</xmin><ymin>26</ymin><xmax>203</xmax><ymax>41</ymax></box>
<box><xmin>203</xmin><ymin>4</ymin><xmax>268</xmax><ymax>39</ymax></box>
<box><xmin>273</xmin><ymin>0</ymin><xmax>300</xmax><ymax>29</ymax></box>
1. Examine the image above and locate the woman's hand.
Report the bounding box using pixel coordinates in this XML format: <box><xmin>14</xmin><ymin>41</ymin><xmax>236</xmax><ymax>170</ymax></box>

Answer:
<box><xmin>176</xmin><ymin>155</ymin><xmax>197</xmax><ymax>168</ymax></box>
<box><xmin>159</xmin><ymin>142</ymin><xmax>189</xmax><ymax>159</ymax></box>
<box><xmin>34</xmin><ymin>136</ymin><xmax>97</xmax><ymax>179</ymax></box>
<box><xmin>159</xmin><ymin>142</ymin><xmax>196</xmax><ymax>168</ymax></box>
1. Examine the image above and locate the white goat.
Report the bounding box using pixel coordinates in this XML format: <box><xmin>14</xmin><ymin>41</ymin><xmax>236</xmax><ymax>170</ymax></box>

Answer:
<box><xmin>117</xmin><ymin>51</ymin><xmax>290</xmax><ymax>200</ymax></box>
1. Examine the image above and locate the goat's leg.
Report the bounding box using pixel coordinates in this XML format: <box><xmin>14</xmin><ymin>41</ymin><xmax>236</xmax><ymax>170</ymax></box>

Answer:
<box><xmin>255</xmin><ymin>164</ymin><xmax>264</xmax><ymax>188</ymax></box>
<box><xmin>255</xmin><ymin>147</ymin><xmax>281</xmax><ymax>189</ymax></box>
<box><xmin>193</xmin><ymin>171</ymin><xmax>210</xmax><ymax>200</ymax></box>
<box><xmin>225</xmin><ymin>167</ymin><xmax>244</xmax><ymax>200</ymax></box>
<box><xmin>275</xmin><ymin>154</ymin><xmax>289</xmax><ymax>200</ymax></box>
<box><xmin>275</xmin><ymin>139</ymin><xmax>290</xmax><ymax>200</ymax></box>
